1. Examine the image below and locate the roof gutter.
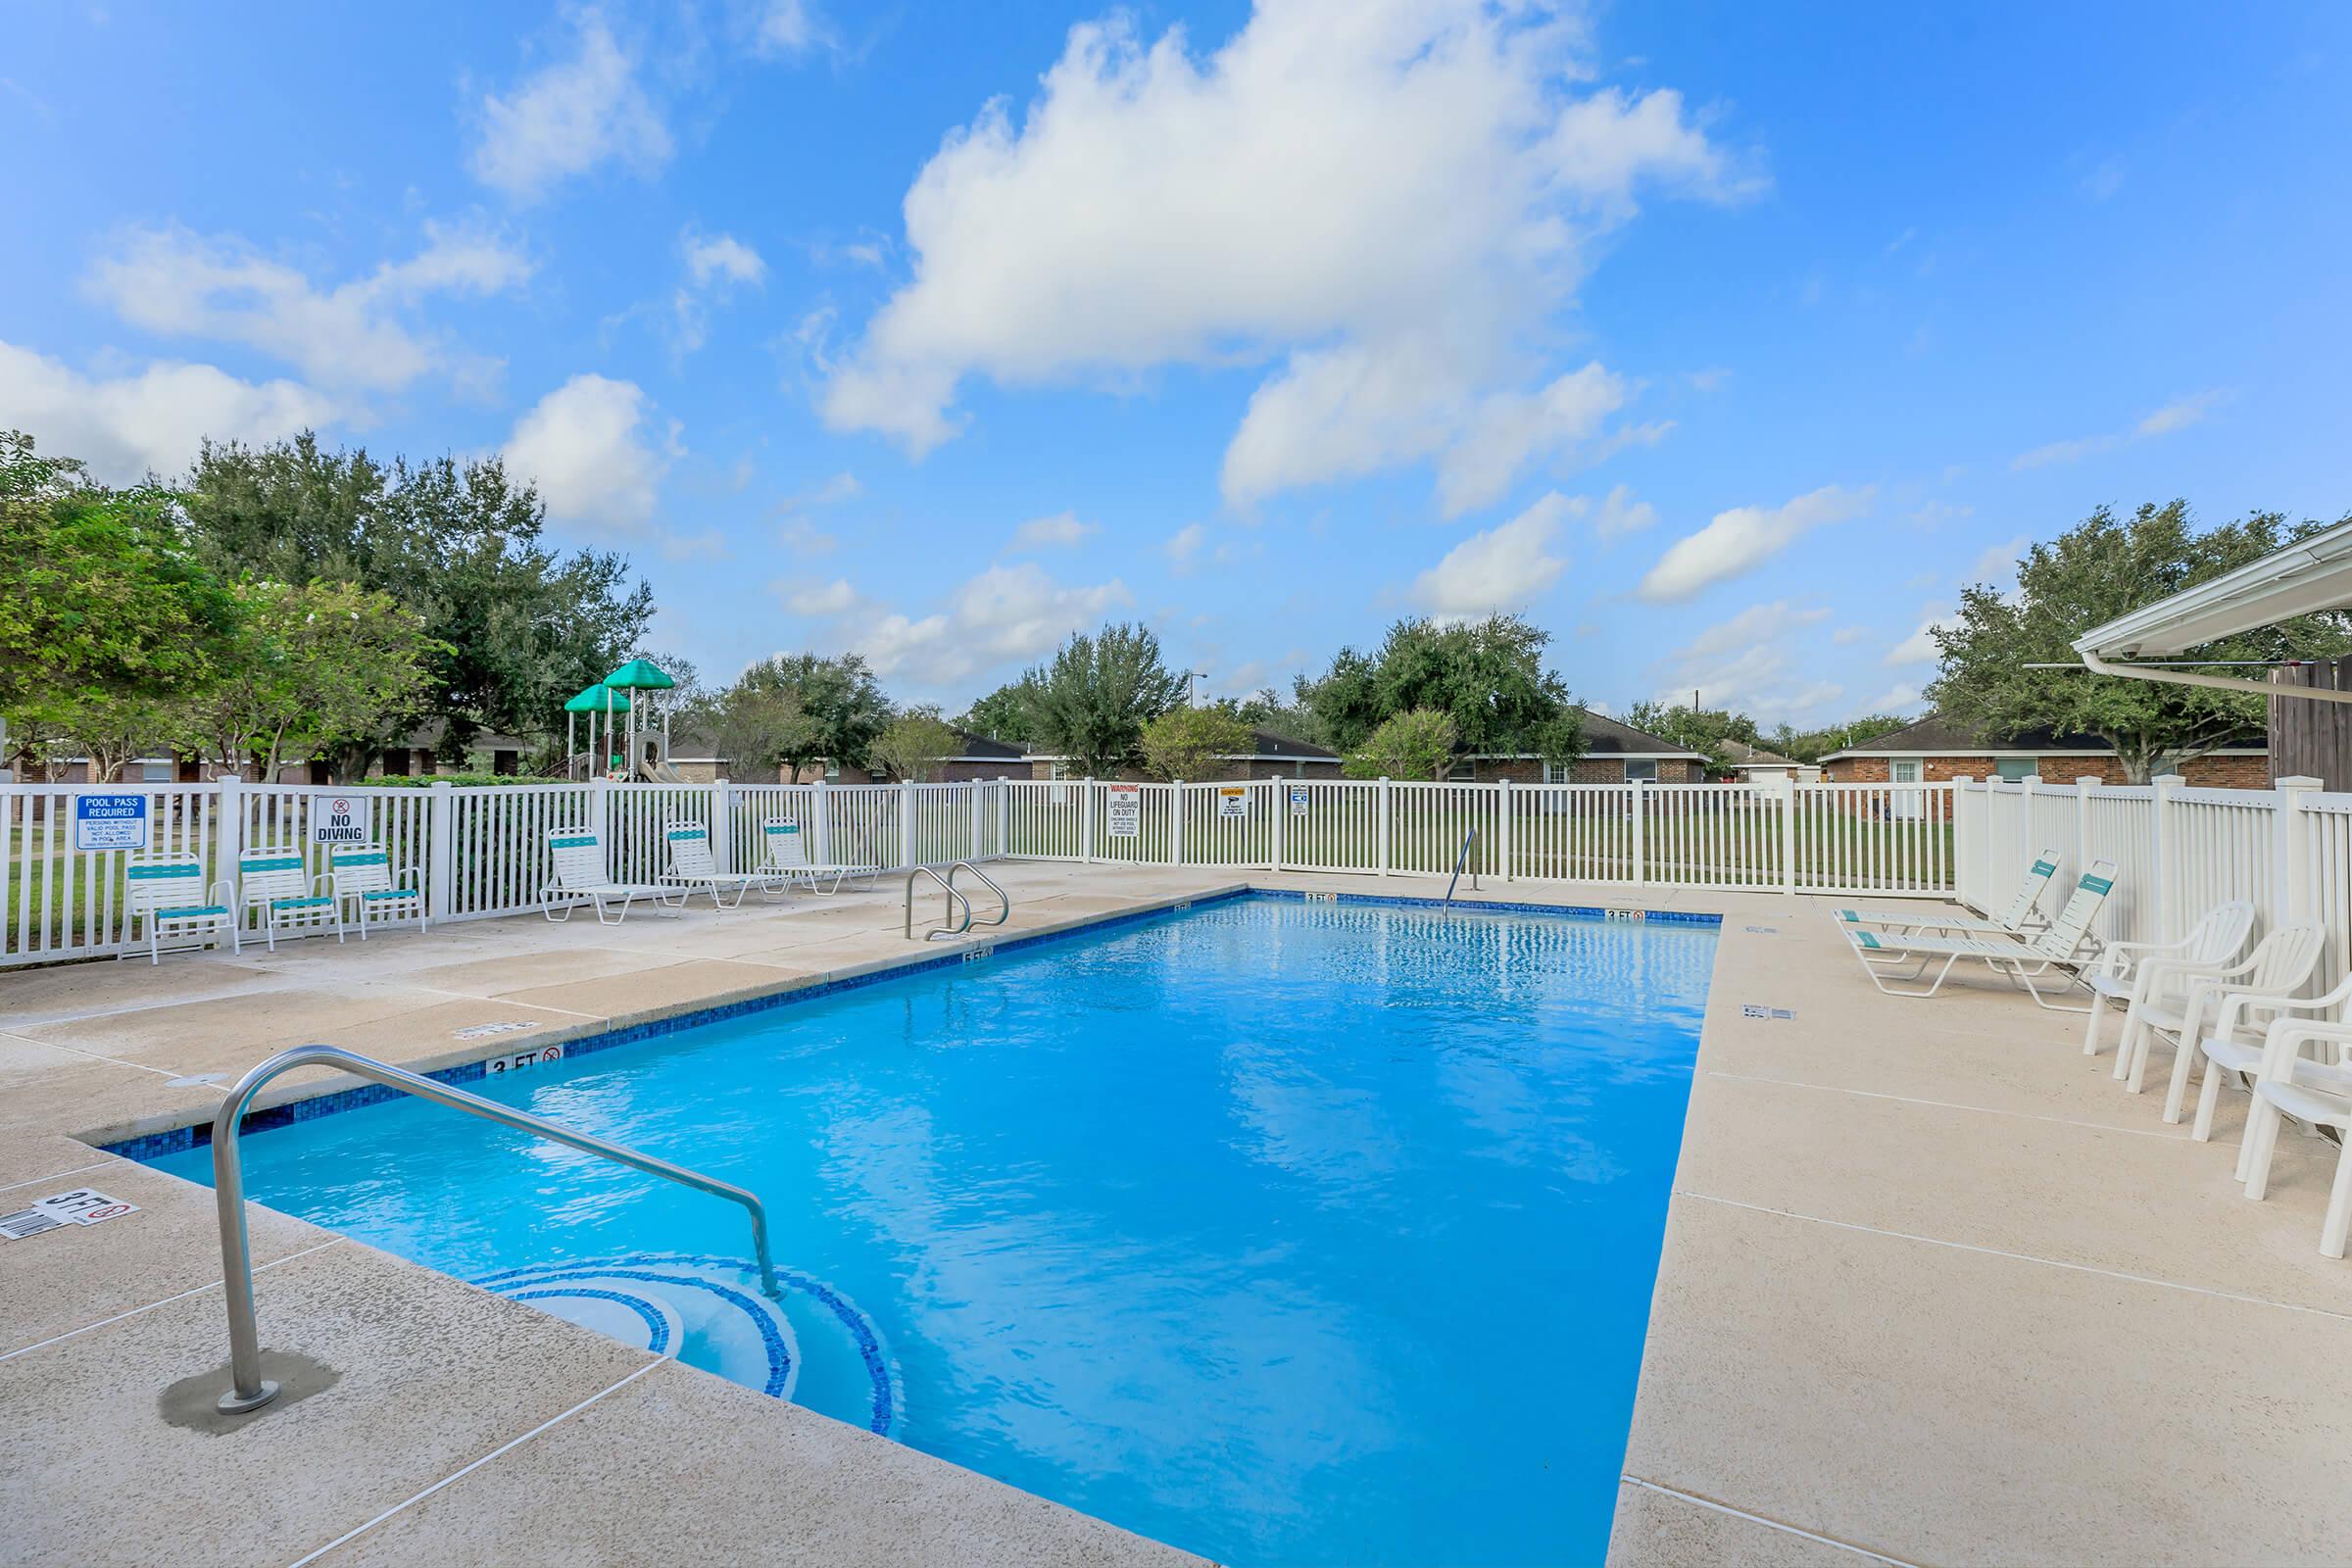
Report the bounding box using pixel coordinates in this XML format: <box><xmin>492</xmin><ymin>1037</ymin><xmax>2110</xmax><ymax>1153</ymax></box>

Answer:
<box><xmin>2075</xmin><ymin>648</ymin><xmax>2352</xmax><ymax>707</ymax></box>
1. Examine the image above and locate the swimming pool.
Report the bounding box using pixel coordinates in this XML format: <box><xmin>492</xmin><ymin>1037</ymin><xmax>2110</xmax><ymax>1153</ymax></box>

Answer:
<box><xmin>148</xmin><ymin>893</ymin><xmax>1714</xmax><ymax>1565</ymax></box>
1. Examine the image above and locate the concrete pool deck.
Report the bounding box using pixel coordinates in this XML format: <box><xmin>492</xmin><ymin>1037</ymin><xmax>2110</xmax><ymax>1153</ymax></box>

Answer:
<box><xmin>0</xmin><ymin>864</ymin><xmax>2346</xmax><ymax>1564</ymax></box>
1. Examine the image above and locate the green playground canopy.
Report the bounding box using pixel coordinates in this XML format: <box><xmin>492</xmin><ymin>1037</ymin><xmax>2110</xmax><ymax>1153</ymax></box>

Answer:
<box><xmin>602</xmin><ymin>659</ymin><xmax>675</xmax><ymax>690</ymax></box>
<box><xmin>563</xmin><ymin>683</ymin><xmax>631</xmax><ymax>713</ymax></box>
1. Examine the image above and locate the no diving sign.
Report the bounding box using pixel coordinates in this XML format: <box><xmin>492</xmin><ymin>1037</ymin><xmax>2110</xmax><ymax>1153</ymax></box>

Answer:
<box><xmin>311</xmin><ymin>794</ymin><xmax>368</xmax><ymax>846</ymax></box>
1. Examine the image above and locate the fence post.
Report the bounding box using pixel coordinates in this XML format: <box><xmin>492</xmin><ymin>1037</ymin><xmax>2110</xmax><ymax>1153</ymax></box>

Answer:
<box><xmin>1777</xmin><ymin>776</ymin><xmax>1798</xmax><ymax>897</ymax></box>
<box><xmin>426</xmin><ymin>779</ymin><xmax>455</xmax><ymax>923</ymax></box>
<box><xmin>998</xmin><ymin>776</ymin><xmax>1011</xmax><ymax>858</ymax></box>
<box><xmin>968</xmin><ymin>783</ymin><xmax>984</xmax><ymax>861</ymax></box>
<box><xmin>2150</xmin><ymin>773</ymin><xmax>2181</xmax><ymax>943</ymax></box>
<box><xmin>710</xmin><ymin>780</ymin><xmax>733</xmax><ymax>873</ymax></box>
<box><xmin>811</xmin><ymin>778</ymin><xmax>832</xmax><ymax>865</ymax></box>
<box><xmin>590</xmin><ymin>776</ymin><xmax>612</xmax><ymax>867</ymax></box>
<box><xmin>1270</xmin><ymin>777</ymin><xmax>1286</xmax><ymax>872</ymax></box>
<box><xmin>1170</xmin><ymin>781</ymin><xmax>1184</xmax><ymax>866</ymax></box>
<box><xmin>1377</xmin><ymin>778</ymin><xmax>1392</xmax><ymax>877</ymax></box>
<box><xmin>1630</xmin><ymin>778</ymin><xmax>1646</xmax><ymax>886</ymax></box>
<box><xmin>898</xmin><ymin>779</ymin><xmax>915</xmax><ymax>869</ymax></box>
<box><xmin>215</xmin><ymin>774</ymin><xmax>245</xmax><ymax>897</ymax></box>
<box><xmin>2276</xmin><ymin>774</ymin><xmax>2323</xmax><ymax>927</ymax></box>
<box><xmin>1498</xmin><ymin>778</ymin><xmax>1513</xmax><ymax>882</ymax></box>
<box><xmin>1081</xmin><ymin>780</ymin><xmax>1096</xmax><ymax>863</ymax></box>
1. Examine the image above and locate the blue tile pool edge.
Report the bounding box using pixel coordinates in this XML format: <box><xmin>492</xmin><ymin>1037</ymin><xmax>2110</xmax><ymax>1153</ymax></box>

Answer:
<box><xmin>103</xmin><ymin>885</ymin><xmax>1720</xmax><ymax>1163</ymax></box>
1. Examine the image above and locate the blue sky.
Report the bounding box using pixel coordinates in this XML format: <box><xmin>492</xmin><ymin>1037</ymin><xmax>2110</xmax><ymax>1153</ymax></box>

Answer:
<box><xmin>5</xmin><ymin>1</ymin><xmax>2349</xmax><ymax>725</ymax></box>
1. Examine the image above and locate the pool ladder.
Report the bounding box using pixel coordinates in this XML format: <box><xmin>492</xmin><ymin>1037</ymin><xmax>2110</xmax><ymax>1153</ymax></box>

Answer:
<box><xmin>1443</xmin><ymin>826</ymin><xmax>1482</xmax><ymax>906</ymax></box>
<box><xmin>904</xmin><ymin>860</ymin><xmax>1010</xmax><ymax>941</ymax></box>
<box><xmin>206</xmin><ymin>1044</ymin><xmax>778</xmax><ymax>1416</ymax></box>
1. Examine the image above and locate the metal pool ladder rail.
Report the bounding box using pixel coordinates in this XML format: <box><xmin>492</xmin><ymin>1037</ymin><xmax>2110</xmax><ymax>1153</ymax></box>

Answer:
<box><xmin>904</xmin><ymin>860</ymin><xmax>1009</xmax><ymax>941</ymax></box>
<box><xmin>1443</xmin><ymin>826</ymin><xmax>1482</xmax><ymax>906</ymax></box>
<box><xmin>208</xmin><ymin>1043</ymin><xmax>779</xmax><ymax>1416</ymax></box>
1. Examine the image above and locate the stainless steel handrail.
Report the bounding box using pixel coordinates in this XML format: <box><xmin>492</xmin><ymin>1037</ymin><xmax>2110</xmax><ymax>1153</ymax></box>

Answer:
<box><xmin>945</xmin><ymin>861</ymin><xmax>1009</xmax><ymax>929</ymax></box>
<box><xmin>1443</xmin><ymin>826</ymin><xmax>1481</xmax><ymax>905</ymax></box>
<box><xmin>904</xmin><ymin>863</ymin><xmax>972</xmax><ymax>940</ymax></box>
<box><xmin>210</xmin><ymin>1044</ymin><xmax>778</xmax><ymax>1416</ymax></box>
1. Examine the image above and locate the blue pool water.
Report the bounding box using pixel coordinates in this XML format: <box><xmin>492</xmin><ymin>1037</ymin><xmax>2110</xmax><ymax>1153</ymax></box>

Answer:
<box><xmin>150</xmin><ymin>895</ymin><xmax>1712</xmax><ymax>1565</ymax></box>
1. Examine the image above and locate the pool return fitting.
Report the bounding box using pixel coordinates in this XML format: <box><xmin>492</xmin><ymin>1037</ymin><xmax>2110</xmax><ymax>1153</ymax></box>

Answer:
<box><xmin>208</xmin><ymin>1043</ymin><xmax>779</xmax><ymax>1415</ymax></box>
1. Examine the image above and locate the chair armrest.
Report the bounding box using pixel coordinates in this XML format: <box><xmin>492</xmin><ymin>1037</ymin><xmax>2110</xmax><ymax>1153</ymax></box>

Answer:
<box><xmin>398</xmin><ymin>864</ymin><xmax>421</xmax><ymax>890</ymax></box>
<box><xmin>2257</xmin><ymin>1017</ymin><xmax>2352</xmax><ymax>1080</ymax></box>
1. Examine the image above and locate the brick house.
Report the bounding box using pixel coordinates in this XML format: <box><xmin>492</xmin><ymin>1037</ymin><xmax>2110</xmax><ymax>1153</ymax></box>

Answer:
<box><xmin>1454</xmin><ymin>709</ymin><xmax>1708</xmax><ymax>785</ymax></box>
<box><xmin>1819</xmin><ymin>711</ymin><xmax>2271</xmax><ymax>788</ymax></box>
<box><xmin>1023</xmin><ymin>728</ymin><xmax>1343</xmax><ymax>782</ymax></box>
<box><xmin>1718</xmin><ymin>738</ymin><xmax>1812</xmax><ymax>782</ymax></box>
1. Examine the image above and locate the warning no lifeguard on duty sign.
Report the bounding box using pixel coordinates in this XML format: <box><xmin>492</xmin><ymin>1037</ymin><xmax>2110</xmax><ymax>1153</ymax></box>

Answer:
<box><xmin>311</xmin><ymin>794</ymin><xmax>369</xmax><ymax>846</ymax></box>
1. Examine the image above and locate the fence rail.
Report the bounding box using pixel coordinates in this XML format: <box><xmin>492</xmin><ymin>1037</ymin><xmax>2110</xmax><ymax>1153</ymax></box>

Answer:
<box><xmin>2</xmin><ymin>772</ymin><xmax>1967</xmax><ymax>967</ymax></box>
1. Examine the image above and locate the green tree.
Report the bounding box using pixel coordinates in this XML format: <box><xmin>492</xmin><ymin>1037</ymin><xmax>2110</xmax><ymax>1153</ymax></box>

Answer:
<box><xmin>1139</xmin><ymin>706</ymin><xmax>1252</xmax><ymax>780</ymax></box>
<box><xmin>867</xmin><ymin>708</ymin><xmax>961</xmax><ymax>782</ymax></box>
<box><xmin>1298</xmin><ymin>615</ymin><xmax>1582</xmax><ymax>763</ymax></box>
<box><xmin>956</xmin><ymin>677</ymin><xmax>1040</xmax><ymax>743</ymax></box>
<box><xmin>1929</xmin><ymin>501</ymin><xmax>2352</xmax><ymax>781</ymax></box>
<box><xmin>186</xmin><ymin>579</ymin><xmax>443</xmax><ymax>778</ymax></box>
<box><xmin>1023</xmin><ymin>622</ymin><xmax>1187</xmax><ymax>775</ymax></box>
<box><xmin>184</xmin><ymin>435</ymin><xmax>654</xmax><ymax>778</ymax></box>
<box><xmin>1214</xmin><ymin>688</ymin><xmax>1326</xmax><ymax>746</ymax></box>
<box><xmin>1344</xmin><ymin>709</ymin><xmax>1460</xmax><ymax>780</ymax></box>
<box><xmin>1770</xmin><ymin>713</ymin><xmax>1912</xmax><ymax>765</ymax></box>
<box><xmin>1622</xmin><ymin>702</ymin><xmax>1762</xmax><ymax>777</ymax></box>
<box><xmin>729</xmin><ymin>653</ymin><xmax>893</xmax><ymax>776</ymax></box>
<box><xmin>700</xmin><ymin>680</ymin><xmax>822</xmax><ymax>782</ymax></box>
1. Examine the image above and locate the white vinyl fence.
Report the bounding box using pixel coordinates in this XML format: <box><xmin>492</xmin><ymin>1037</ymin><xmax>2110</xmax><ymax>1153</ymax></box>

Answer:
<box><xmin>1956</xmin><ymin>772</ymin><xmax>2352</xmax><ymax>1004</ymax></box>
<box><xmin>2</xmin><ymin>772</ymin><xmax>1965</xmax><ymax>967</ymax></box>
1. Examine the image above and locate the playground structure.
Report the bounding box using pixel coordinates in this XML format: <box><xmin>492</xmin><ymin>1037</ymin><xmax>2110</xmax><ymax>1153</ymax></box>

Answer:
<box><xmin>564</xmin><ymin>660</ymin><xmax>690</xmax><ymax>783</ymax></box>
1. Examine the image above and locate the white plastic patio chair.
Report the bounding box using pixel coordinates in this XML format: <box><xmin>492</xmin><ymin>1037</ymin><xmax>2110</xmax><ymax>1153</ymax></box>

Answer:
<box><xmin>659</xmin><ymin>821</ymin><xmax>787</xmax><ymax>909</ymax></box>
<box><xmin>2081</xmin><ymin>901</ymin><xmax>2255</xmax><ymax>1060</ymax></box>
<box><xmin>1844</xmin><ymin>859</ymin><xmax>2118</xmax><ymax>1009</ymax></box>
<box><xmin>236</xmin><ymin>847</ymin><xmax>343</xmax><ymax>951</ymax></box>
<box><xmin>760</xmin><ymin>817</ymin><xmax>878</xmax><ymax>895</ymax></box>
<box><xmin>121</xmin><ymin>851</ymin><xmax>238</xmax><ymax>963</ymax></box>
<box><xmin>540</xmin><ymin>827</ymin><xmax>684</xmax><ymax>925</ymax></box>
<box><xmin>328</xmin><ymin>843</ymin><xmax>425</xmax><ymax>939</ymax></box>
<box><xmin>2235</xmin><ymin>1016</ymin><xmax>2352</xmax><ymax>1257</ymax></box>
<box><xmin>1831</xmin><ymin>848</ymin><xmax>2063</xmax><ymax>940</ymax></box>
<box><xmin>2157</xmin><ymin>931</ymin><xmax>2335</xmax><ymax>1134</ymax></box>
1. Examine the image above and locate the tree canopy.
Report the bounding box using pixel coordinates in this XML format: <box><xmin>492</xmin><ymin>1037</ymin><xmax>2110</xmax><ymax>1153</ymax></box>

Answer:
<box><xmin>1929</xmin><ymin>501</ymin><xmax>2352</xmax><ymax>781</ymax></box>
<box><xmin>1298</xmin><ymin>615</ymin><xmax>1582</xmax><ymax>763</ymax></box>
<box><xmin>1343</xmin><ymin>709</ymin><xmax>1460</xmax><ymax>780</ymax></box>
<box><xmin>1022</xmin><ymin>622</ymin><xmax>1187</xmax><ymax>775</ymax></box>
<box><xmin>728</xmin><ymin>652</ymin><xmax>893</xmax><ymax>776</ymax></box>
<box><xmin>1139</xmin><ymin>706</ymin><xmax>1252</xmax><ymax>781</ymax></box>
<box><xmin>1622</xmin><ymin>702</ymin><xmax>1761</xmax><ymax>777</ymax></box>
<box><xmin>956</xmin><ymin>678</ymin><xmax>1039</xmax><ymax>744</ymax></box>
<box><xmin>867</xmin><ymin>708</ymin><xmax>961</xmax><ymax>782</ymax></box>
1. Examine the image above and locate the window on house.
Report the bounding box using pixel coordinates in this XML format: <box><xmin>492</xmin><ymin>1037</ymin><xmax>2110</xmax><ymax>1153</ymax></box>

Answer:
<box><xmin>1542</xmin><ymin>760</ymin><xmax>1571</xmax><ymax>785</ymax></box>
<box><xmin>1624</xmin><ymin>759</ymin><xmax>1659</xmax><ymax>783</ymax></box>
<box><xmin>824</xmin><ymin>760</ymin><xmax>843</xmax><ymax>782</ymax></box>
<box><xmin>1048</xmin><ymin>760</ymin><xmax>1070</xmax><ymax>782</ymax></box>
<box><xmin>1993</xmin><ymin>759</ymin><xmax>2037</xmax><ymax>782</ymax></box>
<box><xmin>139</xmin><ymin>760</ymin><xmax>172</xmax><ymax>783</ymax></box>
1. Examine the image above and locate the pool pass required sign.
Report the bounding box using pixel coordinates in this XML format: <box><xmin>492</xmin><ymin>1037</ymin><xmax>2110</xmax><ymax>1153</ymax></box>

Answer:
<box><xmin>311</xmin><ymin>794</ymin><xmax>368</xmax><ymax>846</ymax></box>
<box><xmin>1103</xmin><ymin>783</ymin><xmax>1142</xmax><ymax>839</ymax></box>
<box><xmin>73</xmin><ymin>793</ymin><xmax>150</xmax><ymax>852</ymax></box>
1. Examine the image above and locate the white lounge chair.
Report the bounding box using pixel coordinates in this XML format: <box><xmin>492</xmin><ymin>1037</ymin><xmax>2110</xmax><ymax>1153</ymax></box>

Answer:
<box><xmin>121</xmin><ymin>851</ymin><xmax>238</xmax><ymax>963</ymax></box>
<box><xmin>2158</xmin><ymin>931</ymin><xmax>2334</xmax><ymax>1134</ymax></box>
<box><xmin>1844</xmin><ymin>859</ymin><xmax>2118</xmax><ymax>1008</ymax></box>
<box><xmin>2080</xmin><ymin>901</ymin><xmax>2255</xmax><ymax>1060</ymax></box>
<box><xmin>1830</xmin><ymin>848</ymin><xmax>2063</xmax><ymax>939</ymax></box>
<box><xmin>237</xmin><ymin>847</ymin><xmax>343</xmax><ymax>951</ymax></box>
<box><xmin>2236</xmin><ymin>1016</ymin><xmax>2352</xmax><ymax>1257</ymax></box>
<box><xmin>329</xmin><ymin>843</ymin><xmax>426</xmax><ymax>939</ymax></box>
<box><xmin>660</xmin><ymin>821</ymin><xmax>787</xmax><ymax>909</ymax></box>
<box><xmin>541</xmin><ymin>827</ymin><xmax>684</xmax><ymax>924</ymax></box>
<box><xmin>760</xmin><ymin>817</ymin><xmax>877</xmax><ymax>895</ymax></box>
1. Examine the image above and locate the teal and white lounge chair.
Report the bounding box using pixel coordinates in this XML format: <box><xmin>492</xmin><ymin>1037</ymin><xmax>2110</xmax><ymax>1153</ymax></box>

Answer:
<box><xmin>1845</xmin><ymin>858</ymin><xmax>2119</xmax><ymax>1009</ymax></box>
<box><xmin>330</xmin><ymin>843</ymin><xmax>426</xmax><ymax>939</ymax></box>
<box><xmin>541</xmin><ymin>826</ymin><xmax>684</xmax><ymax>925</ymax></box>
<box><xmin>237</xmin><ymin>846</ymin><xmax>343</xmax><ymax>951</ymax></box>
<box><xmin>1829</xmin><ymin>849</ymin><xmax>2062</xmax><ymax>939</ymax></box>
<box><xmin>121</xmin><ymin>850</ymin><xmax>237</xmax><ymax>963</ymax></box>
<box><xmin>760</xmin><ymin>817</ymin><xmax>878</xmax><ymax>895</ymax></box>
<box><xmin>660</xmin><ymin>821</ymin><xmax>787</xmax><ymax>909</ymax></box>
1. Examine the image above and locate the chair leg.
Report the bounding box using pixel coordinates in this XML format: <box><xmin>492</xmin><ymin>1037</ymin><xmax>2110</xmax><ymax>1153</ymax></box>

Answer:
<box><xmin>2242</xmin><ymin>1098</ymin><xmax>2284</xmax><ymax>1200</ymax></box>
<box><xmin>2321</xmin><ymin>1141</ymin><xmax>2352</xmax><ymax>1259</ymax></box>
<box><xmin>2082</xmin><ymin>997</ymin><xmax>2107</xmax><ymax>1057</ymax></box>
<box><xmin>2159</xmin><ymin>1031</ymin><xmax>2200</xmax><ymax>1120</ymax></box>
<box><xmin>2189</xmin><ymin>1050</ymin><xmax>2230</xmax><ymax>1141</ymax></box>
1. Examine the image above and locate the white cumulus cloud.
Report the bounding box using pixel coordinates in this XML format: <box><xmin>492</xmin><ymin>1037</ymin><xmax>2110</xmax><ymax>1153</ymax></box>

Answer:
<box><xmin>1648</xmin><ymin>601</ymin><xmax>1841</xmax><ymax>723</ymax></box>
<box><xmin>819</xmin><ymin>0</ymin><xmax>1753</xmax><ymax>510</ymax></box>
<box><xmin>1007</xmin><ymin>511</ymin><xmax>1097</xmax><ymax>551</ymax></box>
<box><xmin>2011</xmin><ymin>389</ymin><xmax>2230</xmax><ymax>470</ymax></box>
<box><xmin>795</xmin><ymin>564</ymin><xmax>1132</xmax><ymax>688</ymax></box>
<box><xmin>1409</xmin><ymin>491</ymin><xmax>1571</xmax><ymax>618</ymax></box>
<box><xmin>469</xmin><ymin>10</ymin><xmax>673</xmax><ymax>201</ymax></box>
<box><xmin>1636</xmin><ymin>484</ymin><xmax>1870</xmax><ymax>602</ymax></box>
<box><xmin>1886</xmin><ymin>607</ymin><xmax>1952</xmax><ymax>666</ymax></box>
<box><xmin>0</xmin><ymin>340</ymin><xmax>333</xmax><ymax>484</ymax></box>
<box><xmin>82</xmin><ymin>221</ymin><xmax>531</xmax><ymax>393</ymax></box>
<box><xmin>504</xmin><ymin>373</ymin><xmax>667</xmax><ymax>534</ymax></box>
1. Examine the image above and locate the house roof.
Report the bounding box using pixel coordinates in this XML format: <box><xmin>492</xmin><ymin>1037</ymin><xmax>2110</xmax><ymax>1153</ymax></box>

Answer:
<box><xmin>1022</xmin><ymin>726</ymin><xmax>1339</xmax><ymax>763</ymax></box>
<box><xmin>1572</xmin><ymin>709</ymin><xmax>1710</xmax><ymax>760</ymax></box>
<box><xmin>1819</xmin><ymin>710</ymin><xmax>2266</xmax><ymax>761</ymax></box>
<box><xmin>1719</xmin><ymin>738</ymin><xmax>1800</xmax><ymax>768</ymax></box>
